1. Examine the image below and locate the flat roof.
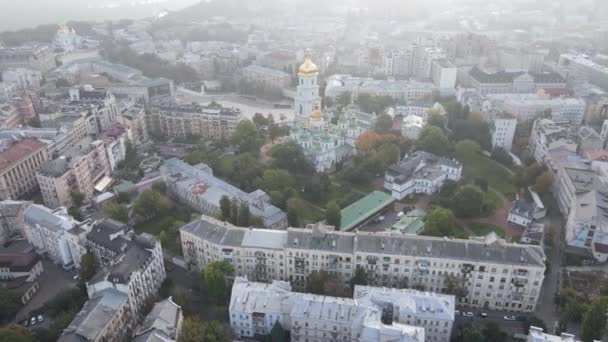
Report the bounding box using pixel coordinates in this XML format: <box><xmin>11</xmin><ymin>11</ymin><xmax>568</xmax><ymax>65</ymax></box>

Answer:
<box><xmin>340</xmin><ymin>191</ymin><xmax>395</xmax><ymax>231</ymax></box>
<box><xmin>387</xmin><ymin>209</ymin><xmax>427</xmax><ymax>235</ymax></box>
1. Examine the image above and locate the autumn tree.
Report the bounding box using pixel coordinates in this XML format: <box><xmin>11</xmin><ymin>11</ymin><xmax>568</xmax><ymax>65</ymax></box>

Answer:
<box><xmin>355</xmin><ymin>131</ymin><xmax>381</xmax><ymax>153</ymax></box>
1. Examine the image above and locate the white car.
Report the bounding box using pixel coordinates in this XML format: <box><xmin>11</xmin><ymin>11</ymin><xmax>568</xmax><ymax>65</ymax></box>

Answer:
<box><xmin>455</xmin><ymin>310</ymin><xmax>461</xmax><ymax>316</ymax></box>
<box><xmin>462</xmin><ymin>312</ymin><xmax>474</xmax><ymax>317</ymax></box>
<box><xmin>479</xmin><ymin>312</ymin><xmax>488</xmax><ymax>318</ymax></box>
<box><xmin>503</xmin><ymin>315</ymin><xmax>516</xmax><ymax>321</ymax></box>
<box><xmin>29</xmin><ymin>317</ymin><xmax>37</xmax><ymax>325</ymax></box>
<box><xmin>37</xmin><ymin>315</ymin><xmax>44</xmax><ymax>323</ymax></box>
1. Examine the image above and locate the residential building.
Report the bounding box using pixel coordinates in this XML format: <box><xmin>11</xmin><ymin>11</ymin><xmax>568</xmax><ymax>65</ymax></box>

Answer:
<box><xmin>498</xmin><ymin>48</ymin><xmax>545</xmax><ymax>73</ymax></box>
<box><xmin>181</xmin><ymin>216</ymin><xmax>546</xmax><ymax>313</ymax></box>
<box><xmin>58</xmin><ymin>288</ymin><xmax>132</xmax><ymax>342</ymax></box>
<box><xmin>529</xmin><ymin>119</ymin><xmax>577</xmax><ymax>163</ymax></box>
<box><xmin>508</xmin><ymin>200</ymin><xmax>535</xmax><ymax>228</ymax></box>
<box><xmin>0</xmin><ymin>251</ymin><xmax>43</xmax><ymax>282</ymax></box>
<box><xmin>23</xmin><ymin>204</ymin><xmax>90</xmax><ymax>269</ymax></box>
<box><xmin>1</xmin><ymin>68</ymin><xmax>42</xmax><ymax>91</ymax></box>
<box><xmin>0</xmin><ymin>138</ymin><xmax>49</xmax><ymax>199</ymax></box>
<box><xmin>384</xmin><ymin>151</ymin><xmax>462</xmax><ymax>200</ymax></box>
<box><xmin>37</xmin><ymin>136</ymin><xmax>112</xmax><ymax>209</ymax></box>
<box><xmin>160</xmin><ymin>158</ymin><xmax>287</xmax><ymax>229</ymax></box>
<box><xmin>229</xmin><ymin>277</ymin><xmax>429</xmax><ymax>342</ymax></box>
<box><xmin>0</xmin><ymin>200</ymin><xmax>30</xmax><ymax>244</ymax></box>
<box><xmin>325</xmin><ymin>75</ymin><xmax>437</xmax><ymax>104</ymax></box>
<box><xmin>484</xmin><ymin>93</ymin><xmax>586</xmax><ymax>123</ymax></box>
<box><xmin>0</xmin><ymin>45</ymin><xmax>56</xmax><ymax>72</ymax></box>
<box><xmin>86</xmin><ymin>220</ymin><xmax>166</xmax><ymax>324</ymax></box>
<box><xmin>118</xmin><ymin>105</ymin><xmax>148</xmax><ymax>146</ymax></box>
<box><xmin>147</xmin><ymin>100</ymin><xmax>242</xmax><ymax>140</ymax></box>
<box><xmin>99</xmin><ymin>123</ymin><xmax>128</xmax><ymax>172</ymax></box>
<box><xmin>0</xmin><ymin>103</ymin><xmax>22</xmax><ymax>128</ymax></box>
<box><xmin>133</xmin><ymin>297</ymin><xmax>183</xmax><ymax>342</ymax></box>
<box><xmin>467</xmin><ymin>67</ymin><xmax>566</xmax><ymax>95</ymax></box>
<box><xmin>402</xmin><ymin>115</ymin><xmax>425</xmax><ymax>140</ymax></box>
<box><xmin>0</xmin><ymin>127</ymin><xmax>73</xmax><ymax>155</ymax></box>
<box><xmin>67</xmin><ymin>86</ymin><xmax>119</xmax><ymax>131</ymax></box>
<box><xmin>527</xmin><ymin>326</ymin><xmax>580</xmax><ymax>342</ymax></box>
<box><xmin>558</xmin><ymin>54</ymin><xmax>608</xmax><ymax>90</ymax></box>
<box><xmin>491</xmin><ymin>113</ymin><xmax>517</xmax><ymax>151</ymax></box>
<box><xmin>0</xmin><ymin>82</ymin><xmax>17</xmax><ymax>102</ymax></box>
<box><xmin>382</xmin><ymin>49</ymin><xmax>412</xmax><ymax>77</ymax></box>
<box><xmin>431</xmin><ymin>59</ymin><xmax>457</xmax><ymax>93</ymax></box>
<box><xmin>241</xmin><ymin>64</ymin><xmax>291</xmax><ymax>88</ymax></box>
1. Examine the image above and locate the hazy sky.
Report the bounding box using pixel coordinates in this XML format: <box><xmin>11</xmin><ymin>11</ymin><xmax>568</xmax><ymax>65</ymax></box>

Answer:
<box><xmin>0</xmin><ymin>0</ymin><xmax>199</xmax><ymax>31</ymax></box>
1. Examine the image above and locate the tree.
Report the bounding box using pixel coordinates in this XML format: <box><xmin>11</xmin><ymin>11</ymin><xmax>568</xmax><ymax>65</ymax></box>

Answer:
<box><xmin>70</xmin><ymin>190</ymin><xmax>85</xmax><ymax>207</ymax></box>
<box><xmin>355</xmin><ymin>132</ymin><xmax>381</xmax><ymax>153</ymax></box>
<box><xmin>179</xmin><ymin>318</ymin><xmax>232</xmax><ymax>342</ymax></box>
<box><xmin>102</xmin><ymin>202</ymin><xmax>129</xmax><ymax>222</ymax></box>
<box><xmin>560</xmin><ymin>288</ymin><xmax>587</xmax><ymax>326</ymax></box>
<box><xmin>451</xmin><ymin>185</ymin><xmax>485</xmax><ymax>218</ymax></box>
<box><xmin>269</xmin><ymin>191</ymin><xmax>285</xmax><ymax>209</ymax></box>
<box><xmin>237</xmin><ymin>202</ymin><xmax>250</xmax><ymax>227</ymax></box>
<box><xmin>269</xmin><ymin>141</ymin><xmax>313</xmax><ymax>174</ymax></box>
<box><xmin>461</xmin><ymin>322</ymin><xmax>483</xmax><ymax>342</ymax></box>
<box><xmin>424</xmin><ymin>208</ymin><xmax>456</xmax><ymax>236</ymax></box>
<box><xmin>427</xmin><ymin>110</ymin><xmax>447</xmax><ymax>130</ymax></box>
<box><xmin>375</xmin><ymin>113</ymin><xmax>393</xmax><ymax>133</ymax></box>
<box><xmin>0</xmin><ymin>325</ymin><xmax>33</xmax><ymax>342</ymax></box>
<box><xmin>482</xmin><ymin>321</ymin><xmax>507</xmax><ymax>342</ymax></box>
<box><xmin>533</xmin><ymin>171</ymin><xmax>553</xmax><ymax>195</ymax></box>
<box><xmin>581</xmin><ymin>297</ymin><xmax>608</xmax><ymax>342</ymax></box>
<box><xmin>252</xmin><ymin>113</ymin><xmax>270</xmax><ymax>127</ymax></box>
<box><xmin>231</xmin><ymin>120</ymin><xmax>262</xmax><ymax>153</ymax></box>
<box><xmin>202</xmin><ymin>261</ymin><xmax>234</xmax><ymax>304</ymax></box>
<box><xmin>377</xmin><ymin>143</ymin><xmax>400</xmax><ymax>166</ymax></box>
<box><xmin>491</xmin><ymin>147</ymin><xmax>513</xmax><ymax>167</ymax></box>
<box><xmin>349</xmin><ymin>267</ymin><xmax>368</xmax><ymax>290</ymax></box>
<box><xmin>133</xmin><ymin>189</ymin><xmax>172</xmax><ymax>222</ymax></box>
<box><xmin>79</xmin><ymin>252</ymin><xmax>97</xmax><ymax>281</ymax></box>
<box><xmin>454</xmin><ymin>139</ymin><xmax>481</xmax><ymax>161</ymax></box>
<box><xmin>287</xmin><ymin>199</ymin><xmax>300</xmax><ymax>227</ymax></box>
<box><xmin>0</xmin><ymin>290</ymin><xmax>23</xmax><ymax>324</ymax></box>
<box><xmin>220</xmin><ymin>196</ymin><xmax>231</xmax><ymax>220</ymax></box>
<box><xmin>522</xmin><ymin>316</ymin><xmax>546</xmax><ymax>334</ymax></box>
<box><xmin>325</xmin><ymin>201</ymin><xmax>341</xmax><ymax>229</ymax></box>
<box><xmin>443</xmin><ymin>274</ymin><xmax>467</xmax><ymax>298</ymax></box>
<box><xmin>417</xmin><ymin>126</ymin><xmax>450</xmax><ymax>156</ymax></box>
<box><xmin>159</xmin><ymin>230</ymin><xmax>169</xmax><ymax>247</ymax></box>
<box><xmin>306</xmin><ymin>270</ymin><xmax>330</xmax><ymax>295</ymax></box>
<box><xmin>336</xmin><ymin>92</ymin><xmax>351</xmax><ymax>107</ymax></box>
<box><xmin>230</xmin><ymin>201</ymin><xmax>239</xmax><ymax>225</ymax></box>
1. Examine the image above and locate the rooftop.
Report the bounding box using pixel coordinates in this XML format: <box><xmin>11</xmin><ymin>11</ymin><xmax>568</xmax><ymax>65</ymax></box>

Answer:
<box><xmin>0</xmin><ymin>138</ymin><xmax>46</xmax><ymax>174</ymax></box>
<box><xmin>339</xmin><ymin>191</ymin><xmax>395</xmax><ymax>231</ymax></box>
<box><xmin>388</xmin><ymin>209</ymin><xmax>427</xmax><ymax>235</ymax></box>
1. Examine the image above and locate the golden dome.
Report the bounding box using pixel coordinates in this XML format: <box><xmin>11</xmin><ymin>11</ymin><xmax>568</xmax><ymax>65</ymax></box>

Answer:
<box><xmin>298</xmin><ymin>48</ymin><xmax>318</xmax><ymax>76</ymax></box>
<box><xmin>58</xmin><ymin>23</ymin><xmax>70</xmax><ymax>34</ymax></box>
<box><xmin>310</xmin><ymin>109</ymin><xmax>323</xmax><ymax>121</ymax></box>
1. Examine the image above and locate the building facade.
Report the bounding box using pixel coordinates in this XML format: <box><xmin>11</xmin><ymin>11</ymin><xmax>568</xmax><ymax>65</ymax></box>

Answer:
<box><xmin>181</xmin><ymin>216</ymin><xmax>546</xmax><ymax>313</ymax></box>
<box><xmin>0</xmin><ymin>138</ymin><xmax>49</xmax><ymax>200</ymax></box>
<box><xmin>0</xmin><ymin>45</ymin><xmax>56</xmax><ymax>72</ymax></box>
<box><xmin>491</xmin><ymin>113</ymin><xmax>517</xmax><ymax>151</ymax></box>
<box><xmin>241</xmin><ymin>64</ymin><xmax>291</xmax><ymax>89</ymax></box>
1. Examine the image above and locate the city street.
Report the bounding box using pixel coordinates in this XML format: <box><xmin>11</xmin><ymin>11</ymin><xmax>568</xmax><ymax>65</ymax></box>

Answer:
<box><xmin>452</xmin><ymin>309</ymin><xmax>528</xmax><ymax>337</ymax></box>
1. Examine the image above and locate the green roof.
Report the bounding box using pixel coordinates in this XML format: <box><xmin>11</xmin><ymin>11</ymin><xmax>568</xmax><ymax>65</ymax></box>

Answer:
<box><xmin>387</xmin><ymin>209</ymin><xmax>427</xmax><ymax>235</ymax></box>
<box><xmin>113</xmin><ymin>180</ymin><xmax>135</xmax><ymax>193</ymax></box>
<box><xmin>339</xmin><ymin>191</ymin><xmax>395</xmax><ymax>231</ymax></box>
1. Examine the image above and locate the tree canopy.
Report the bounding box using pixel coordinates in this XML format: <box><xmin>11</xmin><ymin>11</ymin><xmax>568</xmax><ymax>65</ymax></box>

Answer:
<box><xmin>231</xmin><ymin>120</ymin><xmax>263</xmax><ymax>154</ymax></box>
<box><xmin>202</xmin><ymin>261</ymin><xmax>234</xmax><ymax>304</ymax></box>
<box><xmin>102</xmin><ymin>202</ymin><xmax>129</xmax><ymax>222</ymax></box>
<box><xmin>269</xmin><ymin>141</ymin><xmax>313</xmax><ymax>175</ymax></box>
<box><xmin>178</xmin><ymin>318</ymin><xmax>232</xmax><ymax>342</ymax></box>
<box><xmin>424</xmin><ymin>208</ymin><xmax>456</xmax><ymax>237</ymax></box>
<box><xmin>416</xmin><ymin>126</ymin><xmax>450</xmax><ymax>156</ymax></box>
<box><xmin>375</xmin><ymin>113</ymin><xmax>394</xmax><ymax>133</ymax></box>
<box><xmin>325</xmin><ymin>201</ymin><xmax>341</xmax><ymax>229</ymax></box>
<box><xmin>79</xmin><ymin>252</ymin><xmax>97</xmax><ymax>281</ymax></box>
<box><xmin>451</xmin><ymin>185</ymin><xmax>485</xmax><ymax>218</ymax></box>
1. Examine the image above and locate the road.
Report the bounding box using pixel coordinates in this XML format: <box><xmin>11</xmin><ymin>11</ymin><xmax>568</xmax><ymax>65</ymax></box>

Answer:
<box><xmin>452</xmin><ymin>308</ymin><xmax>528</xmax><ymax>337</ymax></box>
<box><xmin>534</xmin><ymin>208</ymin><xmax>563</xmax><ymax>334</ymax></box>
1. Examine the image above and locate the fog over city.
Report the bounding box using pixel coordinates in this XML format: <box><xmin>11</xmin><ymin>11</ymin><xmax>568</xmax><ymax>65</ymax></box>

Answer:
<box><xmin>1</xmin><ymin>0</ymin><xmax>608</xmax><ymax>342</ymax></box>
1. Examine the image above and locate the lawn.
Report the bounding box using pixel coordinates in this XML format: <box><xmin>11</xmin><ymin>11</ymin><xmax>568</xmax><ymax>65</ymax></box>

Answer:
<box><xmin>468</xmin><ymin>223</ymin><xmax>506</xmax><ymax>238</ymax></box>
<box><xmin>460</xmin><ymin>153</ymin><xmax>516</xmax><ymax>197</ymax></box>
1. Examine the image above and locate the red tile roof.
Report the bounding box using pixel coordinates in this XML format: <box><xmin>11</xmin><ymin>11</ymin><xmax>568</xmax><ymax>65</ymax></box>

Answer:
<box><xmin>0</xmin><ymin>138</ymin><xmax>46</xmax><ymax>174</ymax></box>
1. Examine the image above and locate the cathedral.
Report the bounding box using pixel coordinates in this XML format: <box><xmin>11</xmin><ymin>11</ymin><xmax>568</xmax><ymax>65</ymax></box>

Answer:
<box><xmin>54</xmin><ymin>24</ymin><xmax>83</xmax><ymax>53</ymax></box>
<box><xmin>290</xmin><ymin>49</ymin><xmax>370</xmax><ymax>172</ymax></box>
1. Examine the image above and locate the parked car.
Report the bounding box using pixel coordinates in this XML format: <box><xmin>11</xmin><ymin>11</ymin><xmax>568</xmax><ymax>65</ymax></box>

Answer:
<box><xmin>454</xmin><ymin>310</ymin><xmax>461</xmax><ymax>316</ymax></box>
<box><xmin>37</xmin><ymin>315</ymin><xmax>44</xmax><ymax>323</ymax></box>
<box><xmin>463</xmin><ymin>312</ymin><xmax>474</xmax><ymax>317</ymax></box>
<box><xmin>29</xmin><ymin>317</ymin><xmax>37</xmax><ymax>325</ymax></box>
<box><xmin>503</xmin><ymin>315</ymin><xmax>516</xmax><ymax>321</ymax></box>
<box><xmin>479</xmin><ymin>313</ymin><xmax>488</xmax><ymax>318</ymax></box>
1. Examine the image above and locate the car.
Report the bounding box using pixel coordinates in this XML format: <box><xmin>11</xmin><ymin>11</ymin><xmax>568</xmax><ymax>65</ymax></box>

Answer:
<box><xmin>463</xmin><ymin>312</ymin><xmax>474</xmax><ymax>317</ymax></box>
<box><xmin>516</xmin><ymin>316</ymin><xmax>527</xmax><ymax>322</ymax></box>
<box><xmin>503</xmin><ymin>315</ymin><xmax>516</xmax><ymax>321</ymax></box>
<box><xmin>479</xmin><ymin>313</ymin><xmax>488</xmax><ymax>318</ymax></box>
<box><xmin>374</xmin><ymin>216</ymin><xmax>385</xmax><ymax>222</ymax></box>
<box><xmin>73</xmin><ymin>275</ymin><xmax>79</xmax><ymax>280</ymax></box>
<box><xmin>37</xmin><ymin>315</ymin><xmax>44</xmax><ymax>323</ymax></box>
<box><xmin>22</xmin><ymin>320</ymin><xmax>29</xmax><ymax>327</ymax></box>
<box><xmin>454</xmin><ymin>310</ymin><xmax>461</xmax><ymax>316</ymax></box>
<box><xmin>30</xmin><ymin>317</ymin><xmax>37</xmax><ymax>325</ymax></box>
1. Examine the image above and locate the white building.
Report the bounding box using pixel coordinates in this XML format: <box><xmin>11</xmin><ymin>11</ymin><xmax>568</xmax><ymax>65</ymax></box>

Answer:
<box><xmin>491</xmin><ymin>113</ymin><xmax>517</xmax><ymax>151</ymax></box>
<box><xmin>402</xmin><ymin>115</ymin><xmax>425</xmax><ymax>140</ymax></box>
<box><xmin>241</xmin><ymin>64</ymin><xmax>291</xmax><ymax>89</ymax></box>
<box><xmin>0</xmin><ymin>82</ymin><xmax>16</xmax><ymax>103</ymax></box>
<box><xmin>181</xmin><ymin>216</ymin><xmax>546</xmax><ymax>313</ymax></box>
<box><xmin>527</xmin><ymin>326</ymin><xmax>580</xmax><ymax>342</ymax></box>
<box><xmin>1</xmin><ymin>68</ymin><xmax>42</xmax><ymax>91</ymax></box>
<box><xmin>325</xmin><ymin>75</ymin><xmax>437</xmax><ymax>104</ymax></box>
<box><xmin>529</xmin><ymin>119</ymin><xmax>577</xmax><ymax>163</ymax></box>
<box><xmin>384</xmin><ymin>151</ymin><xmax>462</xmax><ymax>200</ymax></box>
<box><xmin>294</xmin><ymin>49</ymin><xmax>322</xmax><ymax>119</ymax></box>
<box><xmin>230</xmin><ymin>277</ymin><xmax>451</xmax><ymax>342</ymax></box>
<box><xmin>558</xmin><ymin>54</ymin><xmax>608</xmax><ymax>90</ymax></box>
<box><xmin>431</xmin><ymin>59</ymin><xmax>457</xmax><ymax>93</ymax></box>
<box><xmin>484</xmin><ymin>94</ymin><xmax>586</xmax><ymax>123</ymax></box>
<box><xmin>133</xmin><ymin>297</ymin><xmax>183</xmax><ymax>342</ymax></box>
<box><xmin>53</xmin><ymin>24</ymin><xmax>84</xmax><ymax>53</ymax></box>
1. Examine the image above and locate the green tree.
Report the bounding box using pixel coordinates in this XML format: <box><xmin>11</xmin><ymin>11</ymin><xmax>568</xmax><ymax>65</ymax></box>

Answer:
<box><xmin>133</xmin><ymin>189</ymin><xmax>172</xmax><ymax>222</ymax></box>
<box><xmin>269</xmin><ymin>191</ymin><xmax>285</xmax><ymax>209</ymax></box>
<box><xmin>443</xmin><ymin>274</ymin><xmax>467</xmax><ymax>298</ymax></box>
<box><xmin>491</xmin><ymin>147</ymin><xmax>513</xmax><ymax>167</ymax></box>
<box><xmin>79</xmin><ymin>252</ymin><xmax>97</xmax><ymax>281</ymax></box>
<box><xmin>533</xmin><ymin>171</ymin><xmax>553</xmax><ymax>195</ymax></box>
<box><xmin>377</xmin><ymin>143</ymin><xmax>400</xmax><ymax>166</ymax></box>
<box><xmin>0</xmin><ymin>325</ymin><xmax>33</xmax><ymax>342</ymax></box>
<box><xmin>306</xmin><ymin>270</ymin><xmax>330</xmax><ymax>295</ymax></box>
<box><xmin>522</xmin><ymin>316</ymin><xmax>546</xmax><ymax>334</ymax></box>
<box><xmin>424</xmin><ymin>208</ymin><xmax>456</xmax><ymax>237</ymax></box>
<box><xmin>230</xmin><ymin>201</ymin><xmax>239</xmax><ymax>225</ymax></box>
<box><xmin>336</xmin><ymin>92</ymin><xmax>351</xmax><ymax>107</ymax></box>
<box><xmin>581</xmin><ymin>297</ymin><xmax>608</xmax><ymax>342</ymax></box>
<box><xmin>416</xmin><ymin>126</ymin><xmax>450</xmax><ymax>156</ymax></box>
<box><xmin>0</xmin><ymin>290</ymin><xmax>23</xmax><ymax>324</ymax></box>
<box><xmin>483</xmin><ymin>321</ymin><xmax>507</xmax><ymax>342</ymax></box>
<box><xmin>349</xmin><ymin>267</ymin><xmax>368</xmax><ymax>290</ymax></box>
<box><xmin>231</xmin><ymin>120</ymin><xmax>262</xmax><ymax>153</ymax></box>
<box><xmin>375</xmin><ymin>113</ymin><xmax>393</xmax><ymax>133</ymax></box>
<box><xmin>454</xmin><ymin>139</ymin><xmax>481</xmax><ymax>161</ymax></box>
<box><xmin>219</xmin><ymin>196</ymin><xmax>231</xmax><ymax>220</ymax></box>
<box><xmin>179</xmin><ymin>318</ymin><xmax>232</xmax><ymax>342</ymax></box>
<box><xmin>237</xmin><ymin>202</ymin><xmax>250</xmax><ymax>227</ymax></box>
<box><xmin>287</xmin><ymin>198</ymin><xmax>300</xmax><ymax>227</ymax></box>
<box><xmin>159</xmin><ymin>230</ymin><xmax>169</xmax><ymax>247</ymax></box>
<box><xmin>427</xmin><ymin>110</ymin><xmax>447</xmax><ymax>130</ymax></box>
<box><xmin>461</xmin><ymin>322</ymin><xmax>483</xmax><ymax>342</ymax></box>
<box><xmin>451</xmin><ymin>185</ymin><xmax>485</xmax><ymax>218</ymax></box>
<box><xmin>102</xmin><ymin>202</ymin><xmax>129</xmax><ymax>222</ymax></box>
<box><xmin>325</xmin><ymin>201</ymin><xmax>341</xmax><ymax>230</ymax></box>
<box><xmin>269</xmin><ymin>141</ymin><xmax>313</xmax><ymax>174</ymax></box>
<box><xmin>70</xmin><ymin>190</ymin><xmax>85</xmax><ymax>207</ymax></box>
<box><xmin>202</xmin><ymin>261</ymin><xmax>234</xmax><ymax>304</ymax></box>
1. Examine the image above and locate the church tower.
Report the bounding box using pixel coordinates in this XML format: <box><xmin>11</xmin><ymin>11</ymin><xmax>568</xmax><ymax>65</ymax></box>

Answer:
<box><xmin>295</xmin><ymin>48</ymin><xmax>321</xmax><ymax>119</ymax></box>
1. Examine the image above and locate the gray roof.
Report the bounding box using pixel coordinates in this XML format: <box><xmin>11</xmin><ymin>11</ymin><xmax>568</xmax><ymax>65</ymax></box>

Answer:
<box><xmin>86</xmin><ymin>219</ymin><xmax>132</xmax><ymax>254</ymax></box>
<box><xmin>23</xmin><ymin>204</ymin><xmax>74</xmax><ymax>233</ymax></box>
<box><xmin>510</xmin><ymin>199</ymin><xmax>533</xmax><ymax>218</ymax></box>
<box><xmin>387</xmin><ymin>151</ymin><xmax>461</xmax><ymax>184</ymax></box>
<box><xmin>133</xmin><ymin>297</ymin><xmax>182</xmax><ymax>342</ymax></box>
<box><xmin>58</xmin><ymin>288</ymin><xmax>127</xmax><ymax>342</ymax></box>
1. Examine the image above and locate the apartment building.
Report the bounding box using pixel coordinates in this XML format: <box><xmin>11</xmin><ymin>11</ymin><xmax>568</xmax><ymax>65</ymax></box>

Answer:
<box><xmin>558</xmin><ymin>54</ymin><xmax>608</xmax><ymax>90</ymax></box>
<box><xmin>384</xmin><ymin>151</ymin><xmax>462</xmax><ymax>200</ymax></box>
<box><xmin>22</xmin><ymin>204</ymin><xmax>90</xmax><ymax>269</ymax></box>
<box><xmin>241</xmin><ymin>64</ymin><xmax>291</xmax><ymax>88</ymax></box>
<box><xmin>325</xmin><ymin>75</ymin><xmax>437</xmax><ymax>103</ymax></box>
<box><xmin>528</xmin><ymin>326</ymin><xmax>580</xmax><ymax>342</ymax></box>
<box><xmin>147</xmin><ymin>100</ymin><xmax>243</xmax><ymax>140</ymax></box>
<box><xmin>484</xmin><ymin>94</ymin><xmax>586</xmax><ymax>123</ymax></box>
<box><xmin>230</xmin><ymin>277</ymin><xmax>429</xmax><ymax>342</ymax></box>
<box><xmin>0</xmin><ymin>45</ymin><xmax>56</xmax><ymax>72</ymax></box>
<box><xmin>491</xmin><ymin>113</ymin><xmax>517</xmax><ymax>151</ymax></box>
<box><xmin>431</xmin><ymin>59</ymin><xmax>457</xmax><ymax>92</ymax></box>
<box><xmin>118</xmin><ymin>105</ymin><xmax>148</xmax><ymax>146</ymax></box>
<box><xmin>161</xmin><ymin>158</ymin><xmax>287</xmax><ymax>229</ymax></box>
<box><xmin>529</xmin><ymin>119</ymin><xmax>578</xmax><ymax>163</ymax></box>
<box><xmin>0</xmin><ymin>250</ymin><xmax>43</xmax><ymax>282</ymax></box>
<box><xmin>85</xmin><ymin>220</ymin><xmax>166</xmax><ymax>322</ymax></box>
<box><xmin>0</xmin><ymin>200</ymin><xmax>30</xmax><ymax>244</ymax></box>
<box><xmin>98</xmin><ymin>123</ymin><xmax>128</xmax><ymax>172</ymax></box>
<box><xmin>181</xmin><ymin>216</ymin><xmax>546</xmax><ymax>313</ymax></box>
<box><xmin>67</xmin><ymin>86</ymin><xmax>119</xmax><ymax>132</ymax></box>
<box><xmin>0</xmin><ymin>138</ymin><xmax>49</xmax><ymax>200</ymax></box>
<box><xmin>133</xmin><ymin>297</ymin><xmax>183</xmax><ymax>342</ymax></box>
<box><xmin>1</xmin><ymin>68</ymin><xmax>42</xmax><ymax>91</ymax></box>
<box><xmin>467</xmin><ymin>67</ymin><xmax>566</xmax><ymax>95</ymax></box>
<box><xmin>36</xmin><ymin>136</ymin><xmax>111</xmax><ymax>209</ymax></box>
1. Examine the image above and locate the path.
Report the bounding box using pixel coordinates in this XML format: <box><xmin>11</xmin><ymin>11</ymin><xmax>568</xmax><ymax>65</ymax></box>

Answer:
<box><xmin>260</xmin><ymin>136</ymin><xmax>287</xmax><ymax>161</ymax></box>
<box><xmin>457</xmin><ymin>189</ymin><xmax>522</xmax><ymax>241</ymax></box>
